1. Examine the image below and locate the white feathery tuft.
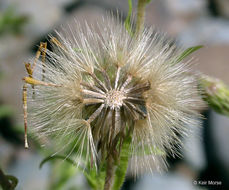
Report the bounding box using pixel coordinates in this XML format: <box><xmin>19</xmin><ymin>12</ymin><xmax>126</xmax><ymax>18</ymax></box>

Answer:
<box><xmin>26</xmin><ymin>16</ymin><xmax>204</xmax><ymax>174</ymax></box>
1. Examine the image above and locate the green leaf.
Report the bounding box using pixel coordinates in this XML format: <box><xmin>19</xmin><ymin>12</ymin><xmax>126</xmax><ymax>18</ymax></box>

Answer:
<box><xmin>83</xmin><ymin>171</ymin><xmax>98</xmax><ymax>190</ymax></box>
<box><xmin>39</xmin><ymin>155</ymin><xmax>77</xmax><ymax>169</ymax></box>
<box><xmin>85</xmin><ymin>162</ymin><xmax>106</xmax><ymax>190</ymax></box>
<box><xmin>0</xmin><ymin>168</ymin><xmax>18</xmax><ymax>190</ymax></box>
<box><xmin>112</xmin><ymin>136</ymin><xmax>131</xmax><ymax>190</ymax></box>
<box><xmin>112</xmin><ymin>136</ymin><xmax>165</xmax><ymax>190</ymax></box>
<box><xmin>5</xmin><ymin>175</ymin><xmax>18</xmax><ymax>189</ymax></box>
<box><xmin>124</xmin><ymin>0</ymin><xmax>134</xmax><ymax>35</ymax></box>
<box><xmin>48</xmin><ymin>161</ymin><xmax>78</xmax><ymax>190</ymax></box>
<box><xmin>174</xmin><ymin>45</ymin><xmax>203</xmax><ymax>64</ymax></box>
<box><xmin>39</xmin><ymin>155</ymin><xmax>101</xmax><ymax>190</ymax></box>
<box><xmin>0</xmin><ymin>6</ymin><xmax>28</xmax><ymax>36</ymax></box>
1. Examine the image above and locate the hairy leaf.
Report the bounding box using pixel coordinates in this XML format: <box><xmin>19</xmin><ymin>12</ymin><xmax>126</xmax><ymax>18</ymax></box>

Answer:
<box><xmin>112</xmin><ymin>136</ymin><xmax>131</xmax><ymax>190</ymax></box>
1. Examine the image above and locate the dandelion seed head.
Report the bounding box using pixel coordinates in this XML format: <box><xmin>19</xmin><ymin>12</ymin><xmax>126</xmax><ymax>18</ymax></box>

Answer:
<box><xmin>27</xmin><ymin>16</ymin><xmax>204</xmax><ymax>174</ymax></box>
<box><xmin>105</xmin><ymin>90</ymin><xmax>125</xmax><ymax>109</ymax></box>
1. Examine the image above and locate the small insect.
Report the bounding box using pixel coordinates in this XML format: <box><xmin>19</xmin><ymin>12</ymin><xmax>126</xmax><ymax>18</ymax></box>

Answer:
<box><xmin>22</xmin><ymin>38</ymin><xmax>61</xmax><ymax>148</ymax></box>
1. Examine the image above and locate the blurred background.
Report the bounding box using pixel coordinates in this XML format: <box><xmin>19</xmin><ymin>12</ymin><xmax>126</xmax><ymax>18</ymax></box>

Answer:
<box><xmin>0</xmin><ymin>0</ymin><xmax>229</xmax><ymax>189</ymax></box>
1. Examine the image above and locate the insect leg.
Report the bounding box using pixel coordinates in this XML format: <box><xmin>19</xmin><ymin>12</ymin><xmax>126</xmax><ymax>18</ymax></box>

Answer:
<box><xmin>22</xmin><ymin>77</ymin><xmax>62</xmax><ymax>148</ymax></box>
<box><xmin>23</xmin><ymin>83</ymin><xmax>29</xmax><ymax>148</ymax></box>
<box><xmin>40</xmin><ymin>42</ymin><xmax>47</xmax><ymax>81</ymax></box>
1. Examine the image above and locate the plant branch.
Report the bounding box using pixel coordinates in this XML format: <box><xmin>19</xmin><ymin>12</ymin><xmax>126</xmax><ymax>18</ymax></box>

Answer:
<box><xmin>104</xmin><ymin>153</ymin><xmax>116</xmax><ymax>190</ymax></box>
<box><xmin>136</xmin><ymin>0</ymin><xmax>149</xmax><ymax>35</ymax></box>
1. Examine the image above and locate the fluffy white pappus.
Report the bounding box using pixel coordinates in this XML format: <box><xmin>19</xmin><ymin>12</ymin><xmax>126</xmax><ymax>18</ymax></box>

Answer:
<box><xmin>26</xmin><ymin>16</ymin><xmax>204</xmax><ymax>174</ymax></box>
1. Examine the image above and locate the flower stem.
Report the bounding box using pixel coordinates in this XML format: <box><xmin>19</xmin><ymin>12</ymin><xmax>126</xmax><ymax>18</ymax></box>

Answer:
<box><xmin>104</xmin><ymin>154</ymin><xmax>115</xmax><ymax>190</ymax></box>
<box><xmin>136</xmin><ymin>0</ymin><xmax>148</xmax><ymax>35</ymax></box>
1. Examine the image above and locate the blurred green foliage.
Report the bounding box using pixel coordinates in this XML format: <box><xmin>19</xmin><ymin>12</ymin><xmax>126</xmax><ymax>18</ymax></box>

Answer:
<box><xmin>200</xmin><ymin>75</ymin><xmax>229</xmax><ymax>116</ymax></box>
<box><xmin>0</xmin><ymin>7</ymin><xmax>28</xmax><ymax>36</ymax></box>
<box><xmin>47</xmin><ymin>162</ymin><xmax>80</xmax><ymax>190</ymax></box>
<box><xmin>0</xmin><ymin>168</ymin><xmax>18</xmax><ymax>190</ymax></box>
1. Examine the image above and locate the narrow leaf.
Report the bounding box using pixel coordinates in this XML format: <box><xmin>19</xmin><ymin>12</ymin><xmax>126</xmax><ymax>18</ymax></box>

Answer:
<box><xmin>39</xmin><ymin>155</ymin><xmax>77</xmax><ymax>169</ymax></box>
<box><xmin>85</xmin><ymin>163</ymin><xmax>106</xmax><ymax>190</ymax></box>
<box><xmin>48</xmin><ymin>162</ymin><xmax>77</xmax><ymax>190</ymax></box>
<box><xmin>39</xmin><ymin>155</ymin><xmax>100</xmax><ymax>190</ymax></box>
<box><xmin>6</xmin><ymin>175</ymin><xmax>18</xmax><ymax>189</ymax></box>
<box><xmin>175</xmin><ymin>45</ymin><xmax>203</xmax><ymax>63</ymax></box>
<box><xmin>0</xmin><ymin>168</ymin><xmax>18</xmax><ymax>190</ymax></box>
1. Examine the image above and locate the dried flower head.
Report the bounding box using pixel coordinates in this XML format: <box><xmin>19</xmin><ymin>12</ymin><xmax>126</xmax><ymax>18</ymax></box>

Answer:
<box><xmin>25</xmin><ymin>17</ymin><xmax>203</xmax><ymax>173</ymax></box>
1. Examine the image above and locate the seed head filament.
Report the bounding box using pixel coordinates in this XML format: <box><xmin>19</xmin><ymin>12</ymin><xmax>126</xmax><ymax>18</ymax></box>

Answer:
<box><xmin>105</xmin><ymin>90</ymin><xmax>125</xmax><ymax>109</ymax></box>
<box><xmin>80</xmin><ymin>66</ymin><xmax>150</xmax><ymax>156</ymax></box>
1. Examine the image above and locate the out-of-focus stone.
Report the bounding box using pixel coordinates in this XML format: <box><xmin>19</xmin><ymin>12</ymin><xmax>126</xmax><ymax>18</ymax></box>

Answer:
<box><xmin>164</xmin><ymin>0</ymin><xmax>207</xmax><ymax>18</ymax></box>
<box><xmin>211</xmin><ymin>110</ymin><xmax>229</xmax><ymax>176</ymax></box>
<box><xmin>7</xmin><ymin>151</ymin><xmax>50</xmax><ymax>190</ymax></box>
<box><xmin>0</xmin><ymin>50</ymin><xmax>30</xmax><ymax>123</ymax></box>
<box><xmin>0</xmin><ymin>35</ymin><xmax>31</xmax><ymax>60</ymax></box>
<box><xmin>0</xmin><ymin>139</ymin><xmax>15</xmax><ymax>168</ymax></box>
<box><xmin>50</xmin><ymin>0</ymin><xmax>76</xmax><ymax>7</ymax></box>
<box><xmin>164</xmin><ymin>0</ymin><xmax>207</xmax><ymax>36</ymax></box>
<box><xmin>184</xmin><ymin>123</ymin><xmax>206</xmax><ymax>171</ymax></box>
<box><xmin>93</xmin><ymin>0</ymin><xmax>129</xmax><ymax>13</ymax></box>
<box><xmin>192</xmin><ymin>45</ymin><xmax>229</xmax><ymax>84</ymax></box>
<box><xmin>213</xmin><ymin>0</ymin><xmax>229</xmax><ymax>18</ymax></box>
<box><xmin>145</xmin><ymin>0</ymin><xmax>208</xmax><ymax>36</ymax></box>
<box><xmin>178</xmin><ymin>18</ymin><xmax>229</xmax><ymax>47</ymax></box>
<box><xmin>132</xmin><ymin>172</ymin><xmax>197</xmax><ymax>190</ymax></box>
<box><xmin>1</xmin><ymin>0</ymin><xmax>63</xmax><ymax>37</ymax></box>
<box><xmin>62</xmin><ymin>5</ymin><xmax>108</xmax><ymax>26</ymax></box>
<box><xmin>0</xmin><ymin>0</ymin><xmax>66</xmax><ymax>62</ymax></box>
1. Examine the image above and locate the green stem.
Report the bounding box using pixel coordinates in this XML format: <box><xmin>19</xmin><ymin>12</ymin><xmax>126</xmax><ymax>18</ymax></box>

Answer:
<box><xmin>136</xmin><ymin>0</ymin><xmax>148</xmax><ymax>35</ymax></box>
<box><xmin>104</xmin><ymin>154</ymin><xmax>115</xmax><ymax>190</ymax></box>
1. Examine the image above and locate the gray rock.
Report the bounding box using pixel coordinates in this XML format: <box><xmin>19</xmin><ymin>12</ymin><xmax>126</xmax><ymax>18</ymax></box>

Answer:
<box><xmin>164</xmin><ymin>0</ymin><xmax>207</xmax><ymax>17</ymax></box>
<box><xmin>213</xmin><ymin>0</ymin><xmax>229</xmax><ymax>18</ymax></box>
<box><xmin>178</xmin><ymin>18</ymin><xmax>229</xmax><ymax>46</ymax></box>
